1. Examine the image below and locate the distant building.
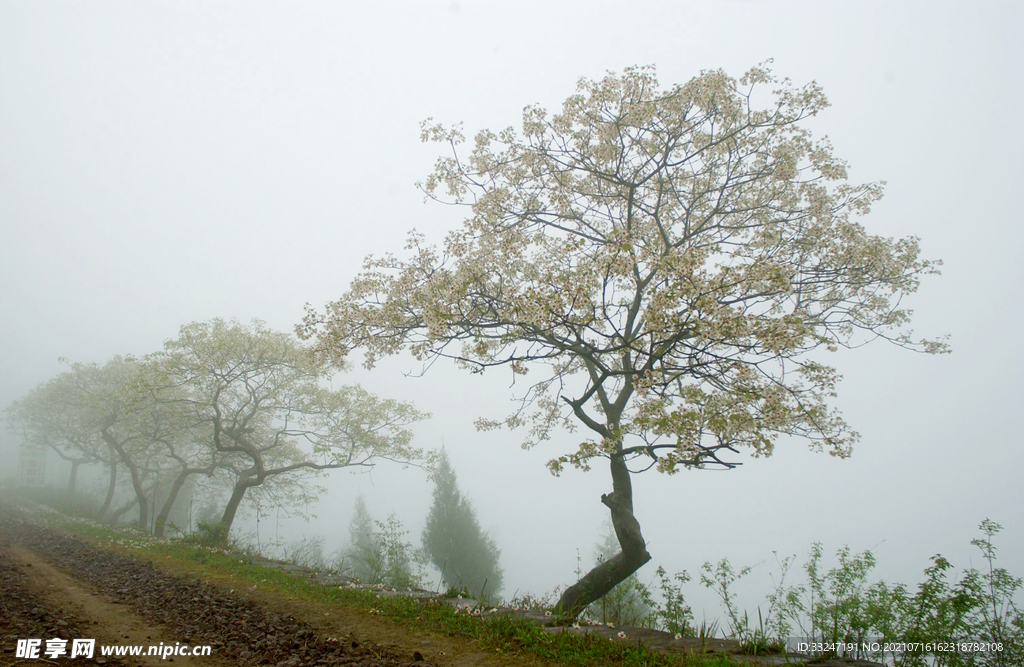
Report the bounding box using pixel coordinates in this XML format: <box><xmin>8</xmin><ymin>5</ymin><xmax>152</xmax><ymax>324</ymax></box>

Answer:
<box><xmin>16</xmin><ymin>444</ymin><xmax>48</xmax><ymax>487</ymax></box>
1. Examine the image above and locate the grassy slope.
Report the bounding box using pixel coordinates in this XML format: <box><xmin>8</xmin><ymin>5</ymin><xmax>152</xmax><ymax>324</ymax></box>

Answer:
<box><xmin>27</xmin><ymin>510</ymin><xmax>744</xmax><ymax>667</ymax></box>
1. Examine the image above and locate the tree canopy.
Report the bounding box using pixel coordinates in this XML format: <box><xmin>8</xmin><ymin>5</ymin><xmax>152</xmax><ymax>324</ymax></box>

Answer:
<box><xmin>144</xmin><ymin>318</ymin><xmax>429</xmax><ymax>537</ymax></box>
<box><xmin>299</xmin><ymin>63</ymin><xmax>947</xmax><ymax>616</ymax></box>
<box><xmin>7</xmin><ymin>319</ymin><xmax>429</xmax><ymax>542</ymax></box>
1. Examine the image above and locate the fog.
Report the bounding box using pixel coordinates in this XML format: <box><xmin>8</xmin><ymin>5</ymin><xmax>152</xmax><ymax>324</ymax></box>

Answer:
<box><xmin>2</xmin><ymin>0</ymin><xmax>1021</xmax><ymax>620</ymax></box>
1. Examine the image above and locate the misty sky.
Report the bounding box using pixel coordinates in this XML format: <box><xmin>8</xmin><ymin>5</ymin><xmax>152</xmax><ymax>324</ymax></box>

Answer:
<box><xmin>2</xmin><ymin>0</ymin><xmax>1021</xmax><ymax>616</ymax></box>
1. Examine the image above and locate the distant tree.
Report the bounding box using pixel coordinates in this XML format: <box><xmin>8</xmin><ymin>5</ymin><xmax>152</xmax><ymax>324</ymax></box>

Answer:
<box><xmin>341</xmin><ymin>496</ymin><xmax>421</xmax><ymax>587</ymax></box>
<box><xmin>343</xmin><ymin>494</ymin><xmax>383</xmax><ymax>582</ymax></box>
<box><xmin>8</xmin><ymin>357</ymin><xmax>172</xmax><ymax>530</ymax></box>
<box><xmin>143</xmin><ymin>319</ymin><xmax>428</xmax><ymax>539</ymax></box>
<box><xmin>120</xmin><ymin>369</ymin><xmax>219</xmax><ymax>537</ymax></box>
<box><xmin>422</xmin><ymin>449</ymin><xmax>503</xmax><ymax>598</ymax></box>
<box><xmin>6</xmin><ymin>377</ymin><xmax>104</xmax><ymax>494</ymax></box>
<box><xmin>299</xmin><ymin>64</ymin><xmax>948</xmax><ymax>617</ymax></box>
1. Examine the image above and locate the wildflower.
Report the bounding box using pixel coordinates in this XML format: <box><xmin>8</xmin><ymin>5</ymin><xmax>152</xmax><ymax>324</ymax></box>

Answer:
<box><xmin>544</xmin><ymin>611</ymin><xmax>552</xmax><ymax>617</ymax></box>
<box><xmin>675</xmin><ymin>633</ymin><xmax>682</xmax><ymax>640</ymax></box>
<box><xmin>606</xmin><ymin>622</ymin><xmax>614</xmax><ymax>629</ymax></box>
<box><xmin>572</xmin><ymin>623</ymin><xmax>580</xmax><ymax>630</ymax></box>
<box><xmin>489</xmin><ymin>608</ymin><xmax>498</xmax><ymax>613</ymax></box>
<box><xmin>618</xmin><ymin>631</ymin><xmax>628</xmax><ymax>639</ymax></box>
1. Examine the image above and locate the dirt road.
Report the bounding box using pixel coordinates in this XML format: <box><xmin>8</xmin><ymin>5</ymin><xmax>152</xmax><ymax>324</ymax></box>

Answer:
<box><xmin>1</xmin><ymin>510</ymin><xmax>886</xmax><ymax>667</ymax></box>
<box><xmin>0</xmin><ymin>512</ymin><xmax>435</xmax><ymax>666</ymax></box>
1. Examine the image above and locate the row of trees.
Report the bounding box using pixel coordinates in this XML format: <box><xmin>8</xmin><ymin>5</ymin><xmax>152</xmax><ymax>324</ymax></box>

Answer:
<box><xmin>6</xmin><ymin>319</ymin><xmax>426</xmax><ymax>539</ymax></box>
<box><xmin>10</xmin><ymin>63</ymin><xmax>948</xmax><ymax>619</ymax></box>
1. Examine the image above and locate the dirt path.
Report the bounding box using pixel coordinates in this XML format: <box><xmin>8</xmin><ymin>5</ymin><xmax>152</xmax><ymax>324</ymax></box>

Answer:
<box><xmin>0</xmin><ymin>510</ymin><xmax>565</xmax><ymax>667</ymax></box>
<box><xmin>7</xmin><ymin>544</ymin><xmax>224</xmax><ymax>667</ymax></box>
<box><xmin>0</xmin><ymin>512</ymin><xmax>430</xmax><ymax>666</ymax></box>
<box><xmin>0</xmin><ymin>543</ymin><xmax>122</xmax><ymax>666</ymax></box>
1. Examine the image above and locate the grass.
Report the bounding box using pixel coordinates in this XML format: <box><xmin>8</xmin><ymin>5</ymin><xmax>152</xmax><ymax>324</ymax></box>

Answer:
<box><xmin>30</xmin><ymin>510</ymin><xmax>744</xmax><ymax>667</ymax></box>
<box><xmin>17</xmin><ymin>496</ymin><xmax>1022</xmax><ymax>666</ymax></box>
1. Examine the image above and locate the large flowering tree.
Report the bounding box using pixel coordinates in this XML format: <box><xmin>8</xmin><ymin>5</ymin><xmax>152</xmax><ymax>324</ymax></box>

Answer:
<box><xmin>299</xmin><ymin>64</ymin><xmax>947</xmax><ymax>617</ymax></box>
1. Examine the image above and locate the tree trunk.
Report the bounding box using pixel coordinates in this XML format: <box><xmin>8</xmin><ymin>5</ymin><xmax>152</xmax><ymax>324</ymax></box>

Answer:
<box><xmin>122</xmin><ymin>463</ymin><xmax>149</xmax><ymax>532</ymax></box>
<box><xmin>154</xmin><ymin>470</ymin><xmax>190</xmax><ymax>538</ymax></box>
<box><xmin>67</xmin><ymin>460</ymin><xmax>80</xmax><ymax>493</ymax></box>
<box><xmin>101</xmin><ymin>430</ymin><xmax>149</xmax><ymax>532</ymax></box>
<box><xmin>218</xmin><ymin>477</ymin><xmax>255</xmax><ymax>541</ymax></box>
<box><xmin>99</xmin><ymin>460</ymin><xmax>118</xmax><ymax>521</ymax></box>
<box><xmin>110</xmin><ymin>494</ymin><xmax>139</xmax><ymax>523</ymax></box>
<box><xmin>556</xmin><ymin>453</ymin><xmax>651</xmax><ymax>619</ymax></box>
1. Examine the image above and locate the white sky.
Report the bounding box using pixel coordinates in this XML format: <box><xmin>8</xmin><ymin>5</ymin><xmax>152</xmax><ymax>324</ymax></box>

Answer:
<box><xmin>2</xmin><ymin>0</ymin><xmax>1021</xmax><ymax>617</ymax></box>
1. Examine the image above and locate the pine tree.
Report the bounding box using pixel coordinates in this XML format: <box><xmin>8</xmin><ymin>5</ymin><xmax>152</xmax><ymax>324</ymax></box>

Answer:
<box><xmin>343</xmin><ymin>494</ymin><xmax>383</xmax><ymax>582</ymax></box>
<box><xmin>422</xmin><ymin>449</ymin><xmax>503</xmax><ymax>599</ymax></box>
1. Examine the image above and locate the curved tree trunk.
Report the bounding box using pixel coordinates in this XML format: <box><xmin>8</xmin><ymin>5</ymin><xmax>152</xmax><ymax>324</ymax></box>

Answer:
<box><xmin>218</xmin><ymin>476</ymin><xmax>257</xmax><ymax>541</ymax></box>
<box><xmin>99</xmin><ymin>460</ymin><xmax>118</xmax><ymax>521</ymax></box>
<box><xmin>154</xmin><ymin>469</ymin><xmax>191</xmax><ymax>537</ymax></box>
<box><xmin>102</xmin><ymin>430</ymin><xmax>148</xmax><ymax>532</ymax></box>
<box><xmin>556</xmin><ymin>453</ymin><xmax>651</xmax><ymax>619</ymax></box>
<box><xmin>109</xmin><ymin>494</ymin><xmax>140</xmax><ymax>523</ymax></box>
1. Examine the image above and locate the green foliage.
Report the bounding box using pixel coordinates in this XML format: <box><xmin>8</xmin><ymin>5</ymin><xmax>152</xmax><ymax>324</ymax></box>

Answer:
<box><xmin>700</xmin><ymin>557</ymin><xmax>753</xmax><ymax>641</ymax></box>
<box><xmin>862</xmin><ymin>578</ymin><xmax>912</xmax><ymax>662</ymax></box>
<box><xmin>758</xmin><ymin>552</ymin><xmax>803</xmax><ymax>646</ymax></box>
<box><xmin>341</xmin><ymin>496</ymin><xmax>422</xmax><ymax>588</ymax></box>
<box><xmin>969</xmin><ymin>519</ymin><xmax>1023</xmax><ymax>665</ymax></box>
<box><xmin>783</xmin><ymin>522</ymin><xmax>1022</xmax><ymax>665</ymax></box>
<box><xmin>374</xmin><ymin>512</ymin><xmax>422</xmax><ymax>589</ymax></box>
<box><xmin>808</xmin><ymin>543</ymin><xmax>877</xmax><ymax>647</ymax></box>
<box><xmin>421</xmin><ymin>449</ymin><xmax>503</xmax><ymax>599</ymax></box>
<box><xmin>182</xmin><ymin>521</ymin><xmax>229</xmax><ymax>547</ymax></box>
<box><xmin>649</xmin><ymin>566</ymin><xmax>695</xmax><ymax>637</ymax></box>
<box><xmin>698</xmin><ymin>555</ymin><xmax>784</xmax><ymax>654</ymax></box>
<box><xmin>340</xmin><ymin>494</ymin><xmax>379</xmax><ymax>581</ymax></box>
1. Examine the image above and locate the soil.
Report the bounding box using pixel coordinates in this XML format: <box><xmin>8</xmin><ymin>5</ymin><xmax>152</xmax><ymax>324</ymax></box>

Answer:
<box><xmin>0</xmin><ymin>508</ymin><xmax>555</xmax><ymax>666</ymax></box>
